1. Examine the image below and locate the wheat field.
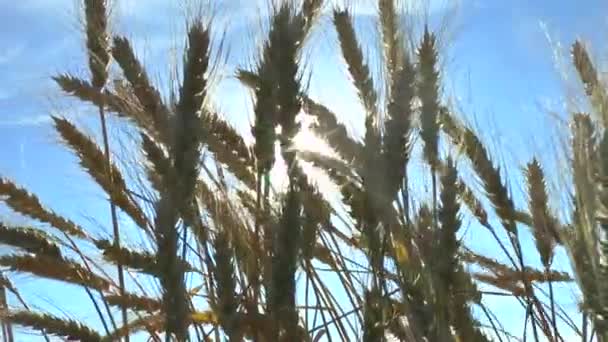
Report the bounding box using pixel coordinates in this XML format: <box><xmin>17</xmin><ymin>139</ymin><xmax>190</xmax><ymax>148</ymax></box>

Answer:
<box><xmin>0</xmin><ymin>0</ymin><xmax>605</xmax><ymax>341</ymax></box>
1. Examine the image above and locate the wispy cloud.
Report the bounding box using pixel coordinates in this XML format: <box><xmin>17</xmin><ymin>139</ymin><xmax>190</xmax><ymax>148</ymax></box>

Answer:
<box><xmin>8</xmin><ymin>0</ymin><xmax>73</xmax><ymax>12</ymax></box>
<box><xmin>0</xmin><ymin>43</ymin><xmax>25</xmax><ymax>65</ymax></box>
<box><xmin>19</xmin><ymin>140</ymin><xmax>26</xmax><ymax>170</ymax></box>
<box><xmin>0</xmin><ymin>115</ymin><xmax>51</xmax><ymax>127</ymax></box>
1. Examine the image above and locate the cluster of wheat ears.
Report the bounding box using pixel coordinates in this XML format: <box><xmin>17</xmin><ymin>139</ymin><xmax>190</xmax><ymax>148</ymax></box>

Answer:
<box><xmin>0</xmin><ymin>0</ymin><xmax>606</xmax><ymax>341</ymax></box>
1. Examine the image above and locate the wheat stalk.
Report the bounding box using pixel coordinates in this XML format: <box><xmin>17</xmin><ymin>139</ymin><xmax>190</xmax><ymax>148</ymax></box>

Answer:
<box><xmin>147</xmin><ymin>19</ymin><xmax>212</xmax><ymax>340</ymax></box>
<box><xmin>82</xmin><ymin>1</ymin><xmax>131</xmax><ymax>334</ymax></box>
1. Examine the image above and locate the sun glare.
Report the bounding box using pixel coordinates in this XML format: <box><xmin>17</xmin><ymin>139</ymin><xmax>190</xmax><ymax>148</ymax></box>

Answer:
<box><xmin>268</xmin><ymin>110</ymin><xmax>341</xmax><ymax>198</ymax></box>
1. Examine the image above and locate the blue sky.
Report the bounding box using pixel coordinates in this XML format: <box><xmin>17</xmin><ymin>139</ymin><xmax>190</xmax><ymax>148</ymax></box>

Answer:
<box><xmin>0</xmin><ymin>0</ymin><xmax>606</xmax><ymax>340</ymax></box>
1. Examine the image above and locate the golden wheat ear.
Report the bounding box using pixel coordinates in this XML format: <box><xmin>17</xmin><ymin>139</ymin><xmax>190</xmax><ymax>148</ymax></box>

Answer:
<box><xmin>379</xmin><ymin>1</ymin><xmax>415</xmax><ymax>225</ymax></box>
<box><xmin>334</xmin><ymin>9</ymin><xmax>378</xmax><ymax>115</ymax></box>
<box><xmin>269</xmin><ymin>190</ymin><xmax>302</xmax><ymax>340</ymax></box>
<box><xmin>249</xmin><ymin>66</ymin><xmax>275</xmax><ymax>177</ymax></box>
<box><xmin>440</xmin><ymin>109</ymin><xmax>517</xmax><ymax>233</ymax></box>
<box><xmin>95</xmin><ymin>238</ymin><xmax>193</xmax><ymax>276</ymax></box>
<box><xmin>570</xmin><ymin>113</ymin><xmax>599</xmax><ymax>263</ymax></box>
<box><xmin>296</xmin><ymin>170</ymin><xmax>331</xmax><ymax>257</ymax></box>
<box><xmin>303</xmin><ymin>98</ymin><xmax>364</xmax><ymax>165</ymax></box>
<box><xmin>333</xmin><ymin>6</ymin><xmax>387</xmax><ymax>329</ymax></box>
<box><xmin>525</xmin><ymin>159</ymin><xmax>558</xmax><ymax>267</ymax></box>
<box><xmin>384</xmin><ymin>52</ymin><xmax>415</xmax><ymax>199</ymax></box>
<box><xmin>140</xmin><ymin>132</ymin><xmax>171</xmax><ymax>194</ymax></box>
<box><xmin>112</xmin><ymin>36</ymin><xmax>172</xmax><ymax>145</ymax></box>
<box><xmin>0</xmin><ymin>254</ymin><xmax>110</xmax><ymax>291</ymax></box>
<box><xmin>333</xmin><ymin>7</ymin><xmax>384</xmax><ymax>219</ymax></box>
<box><xmin>0</xmin><ymin>224</ymin><xmax>62</xmax><ymax>258</ymax></box>
<box><xmin>53</xmin><ymin>74</ymin><xmax>157</xmax><ymax>140</ymax></box>
<box><xmin>212</xmin><ymin>228</ymin><xmax>240</xmax><ymax>340</ymax></box>
<box><xmin>379</xmin><ymin>0</ymin><xmax>401</xmax><ymax>78</ymax></box>
<box><xmin>302</xmin><ymin>0</ymin><xmax>323</xmax><ymax>33</ymax></box>
<box><xmin>0</xmin><ymin>178</ymin><xmax>89</xmax><ymax>239</ymax></box>
<box><xmin>94</xmin><ymin>239</ymin><xmax>158</xmax><ymax>275</ymax></box>
<box><xmin>417</xmin><ymin>27</ymin><xmax>441</xmax><ymax>169</ymax></box>
<box><xmin>437</xmin><ymin>158</ymin><xmax>461</xmax><ymax>280</ymax></box>
<box><xmin>464</xmin><ymin>250</ymin><xmax>571</xmax><ymax>282</ymax></box>
<box><xmin>239</xmin><ymin>68</ymin><xmax>362</xmax><ymax>169</ymax></box>
<box><xmin>567</xmin><ymin>112</ymin><xmax>608</xmax><ymax>330</ymax></box>
<box><xmin>426</xmin><ymin>158</ymin><xmax>462</xmax><ymax>340</ymax></box>
<box><xmin>235</xmin><ymin>67</ymin><xmax>273</xmax><ymax>174</ymax></box>
<box><xmin>4</xmin><ymin>311</ymin><xmax>102</xmax><ymax>342</ymax></box>
<box><xmin>105</xmin><ymin>293</ymin><xmax>162</xmax><ymax>313</ymax></box>
<box><xmin>245</xmin><ymin>6</ymin><xmax>310</xmax><ymax>338</ymax></box>
<box><xmin>594</xmin><ymin>130</ymin><xmax>608</xmax><ymax>336</ymax></box>
<box><xmin>145</xmin><ymin>17</ymin><xmax>214</xmax><ymax>340</ymax></box>
<box><xmin>250</xmin><ymin>4</ymin><xmax>304</xmax><ymax>175</ymax></box>
<box><xmin>270</xmin><ymin>7</ymin><xmax>303</xmax><ymax>147</ymax></box>
<box><xmin>197</xmin><ymin>181</ymin><xmax>259</xmax><ymax>289</ymax></box>
<box><xmin>174</xmin><ymin>20</ymin><xmax>209</xmax><ymax>198</ymax></box>
<box><xmin>52</xmin><ymin>116</ymin><xmax>148</xmax><ymax>230</ymax></box>
<box><xmin>572</xmin><ymin>41</ymin><xmax>608</xmax><ymax>126</ymax></box>
<box><xmin>572</xmin><ymin>41</ymin><xmax>600</xmax><ymax>97</ymax></box>
<box><xmin>455</xmin><ymin>178</ymin><xmax>489</xmax><ymax>225</ymax></box>
<box><xmin>201</xmin><ymin>110</ymin><xmax>256</xmax><ymax>189</ymax></box>
<box><xmin>83</xmin><ymin>0</ymin><xmax>110</xmax><ymax>90</ymax></box>
<box><xmin>53</xmin><ymin>74</ymin><xmax>104</xmax><ymax>106</ymax></box>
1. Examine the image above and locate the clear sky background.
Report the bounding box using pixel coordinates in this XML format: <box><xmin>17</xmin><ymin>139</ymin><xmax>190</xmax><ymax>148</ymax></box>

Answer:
<box><xmin>0</xmin><ymin>0</ymin><xmax>607</xmax><ymax>340</ymax></box>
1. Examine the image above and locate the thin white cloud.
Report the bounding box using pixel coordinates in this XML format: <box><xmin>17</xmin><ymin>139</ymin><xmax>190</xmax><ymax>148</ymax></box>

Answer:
<box><xmin>115</xmin><ymin>0</ymin><xmax>174</xmax><ymax>16</ymax></box>
<box><xmin>10</xmin><ymin>0</ymin><xmax>73</xmax><ymax>11</ymax></box>
<box><xmin>0</xmin><ymin>115</ymin><xmax>51</xmax><ymax>127</ymax></box>
<box><xmin>0</xmin><ymin>44</ymin><xmax>25</xmax><ymax>65</ymax></box>
<box><xmin>326</xmin><ymin>0</ymin><xmax>458</xmax><ymax>15</ymax></box>
<box><xmin>19</xmin><ymin>141</ymin><xmax>26</xmax><ymax>170</ymax></box>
